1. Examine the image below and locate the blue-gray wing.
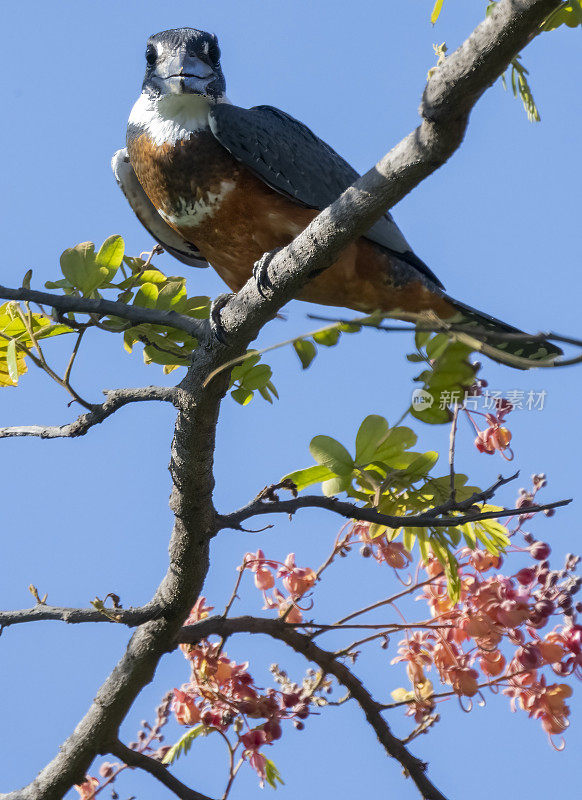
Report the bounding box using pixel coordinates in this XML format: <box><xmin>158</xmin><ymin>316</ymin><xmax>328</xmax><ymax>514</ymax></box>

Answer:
<box><xmin>111</xmin><ymin>149</ymin><xmax>209</xmax><ymax>269</ymax></box>
<box><xmin>209</xmin><ymin>104</ymin><xmax>443</xmax><ymax>288</ymax></box>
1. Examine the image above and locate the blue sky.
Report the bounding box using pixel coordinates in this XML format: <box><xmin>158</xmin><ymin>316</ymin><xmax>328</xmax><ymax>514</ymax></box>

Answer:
<box><xmin>0</xmin><ymin>1</ymin><xmax>580</xmax><ymax>798</ymax></box>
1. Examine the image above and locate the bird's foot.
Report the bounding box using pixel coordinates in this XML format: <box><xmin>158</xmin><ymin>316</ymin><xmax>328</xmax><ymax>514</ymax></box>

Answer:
<box><xmin>253</xmin><ymin>247</ymin><xmax>283</xmax><ymax>298</ymax></box>
<box><xmin>209</xmin><ymin>292</ymin><xmax>235</xmax><ymax>344</ymax></box>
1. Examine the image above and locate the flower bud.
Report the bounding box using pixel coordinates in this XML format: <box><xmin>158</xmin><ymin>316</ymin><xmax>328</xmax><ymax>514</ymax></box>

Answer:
<box><xmin>508</xmin><ymin>628</ymin><xmax>525</xmax><ymax>645</ymax></box>
<box><xmin>282</xmin><ymin>691</ymin><xmax>301</xmax><ymax>708</ymax></box>
<box><xmin>516</xmin><ymin>644</ymin><xmax>542</xmax><ymax>670</ymax></box>
<box><xmin>515</xmin><ymin>567</ymin><xmax>536</xmax><ymax>586</ymax></box>
<box><xmin>535</xmin><ymin>599</ymin><xmax>555</xmax><ymax>617</ymax></box>
<box><xmin>529</xmin><ymin>542</ymin><xmax>551</xmax><ymax>561</ymax></box>
<box><xmin>263</xmin><ymin>719</ymin><xmax>282</xmax><ymax>741</ymax></box>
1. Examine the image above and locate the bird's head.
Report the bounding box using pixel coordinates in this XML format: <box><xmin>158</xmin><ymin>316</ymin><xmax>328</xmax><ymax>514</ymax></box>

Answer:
<box><xmin>142</xmin><ymin>28</ymin><xmax>226</xmax><ymax>101</ymax></box>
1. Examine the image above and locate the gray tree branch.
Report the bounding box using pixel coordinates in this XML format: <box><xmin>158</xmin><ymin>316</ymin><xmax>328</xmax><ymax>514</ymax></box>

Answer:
<box><xmin>0</xmin><ymin>386</ymin><xmax>178</xmax><ymax>439</ymax></box>
<box><xmin>219</xmin><ymin>493</ymin><xmax>571</xmax><ymax>532</ymax></box>
<box><xmin>178</xmin><ymin>615</ymin><xmax>450</xmax><ymax>800</ymax></box>
<box><xmin>1</xmin><ymin>2</ymin><xmax>564</xmax><ymax>798</ymax></box>
<box><xmin>108</xmin><ymin>740</ymin><xmax>215</xmax><ymax>800</ymax></box>
<box><xmin>0</xmin><ymin>602</ymin><xmax>159</xmax><ymax>629</ymax></box>
<box><xmin>0</xmin><ymin>284</ymin><xmax>209</xmax><ymax>340</ymax></box>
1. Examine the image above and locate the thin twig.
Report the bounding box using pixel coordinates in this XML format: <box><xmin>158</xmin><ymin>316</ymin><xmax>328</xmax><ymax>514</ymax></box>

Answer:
<box><xmin>223</xmin><ymin>559</ymin><xmax>248</xmax><ymax>617</ymax></box>
<box><xmin>305</xmin><ymin>313</ymin><xmax>582</xmax><ymax>368</ymax></box>
<box><xmin>334</xmin><ymin>573</ymin><xmax>443</xmax><ymax>626</ymax></box>
<box><xmin>0</xmin><ymin>386</ymin><xmax>178</xmax><ymax>440</ymax></box>
<box><xmin>109</xmin><ymin>740</ymin><xmax>215</xmax><ymax>800</ymax></box>
<box><xmin>63</xmin><ymin>328</ymin><xmax>86</xmax><ymax>385</ymax></box>
<box><xmin>448</xmin><ymin>403</ymin><xmax>459</xmax><ymax>503</ymax></box>
<box><xmin>378</xmin><ymin>668</ymin><xmax>532</xmax><ymax>710</ymax></box>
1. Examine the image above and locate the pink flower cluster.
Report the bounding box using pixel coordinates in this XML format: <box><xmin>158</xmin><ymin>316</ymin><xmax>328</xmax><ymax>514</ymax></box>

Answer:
<box><xmin>173</xmin><ymin>596</ymin><xmax>311</xmax><ymax>785</ymax></box>
<box><xmin>243</xmin><ymin>550</ymin><xmax>316</xmax><ymax>623</ymax></box>
<box><xmin>391</xmin><ymin>539</ymin><xmax>582</xmax><ymax>743</ymax></box>
<box><xmin>351</xmin><ymin>523</ymin><xmax>413</xmax><ymax>571</ymax></box>
<box><xmin>469</xmin><ymin>398</ymin><xmax>514</xmax><ymax>459</ymax></box>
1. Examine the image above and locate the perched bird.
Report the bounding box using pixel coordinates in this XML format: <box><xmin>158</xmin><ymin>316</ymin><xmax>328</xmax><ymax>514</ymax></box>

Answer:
<box><xmin>113</xmin><ymin>27</ymin><xmax>561</xmax><ymax>368</ymax></box>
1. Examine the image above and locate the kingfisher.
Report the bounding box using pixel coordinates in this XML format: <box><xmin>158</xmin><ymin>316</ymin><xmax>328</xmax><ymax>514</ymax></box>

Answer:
<box><xmin>112</xmin><ymin>27</ymin><xmax>561</xmax><ymax>368</ymax></box>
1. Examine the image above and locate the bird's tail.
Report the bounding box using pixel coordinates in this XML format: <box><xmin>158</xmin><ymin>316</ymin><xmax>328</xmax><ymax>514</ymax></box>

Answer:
<box><xmin>442</xmin><ymin>295</ymin><xmax>562</xmax><ymax>370</ymax></box>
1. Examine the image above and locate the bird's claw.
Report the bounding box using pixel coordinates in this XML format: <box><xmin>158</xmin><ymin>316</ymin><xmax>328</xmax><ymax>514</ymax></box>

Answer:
<box><xmin>209</xmin><ymin>293</ymin><xmax>234</xmax><ymax>344</ymax></box>
<box><xmin>253</xmin><ymin>248</ymin><xmax>283</xmax><ymax>298</ymax></box>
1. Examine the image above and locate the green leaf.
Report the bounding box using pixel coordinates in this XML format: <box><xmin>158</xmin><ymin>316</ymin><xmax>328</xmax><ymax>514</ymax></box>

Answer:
<box><xmin>266</xmin><ymin>380</ymin><xmax>279</xmax><ymax>400</ymax></box>
<box><xmin>396</xmin><ymin>451</ymin><xmax>438</xmax><ymax>484</ymax></box>
<box><xmin>448</xmin><ymin>527</ymin><xmax>462</xmax><ymax>547</ymax></box>
<box><xmin>368</xmin><ymin>522</ymin><xmax>387</xmax><ymax>539</ymax></box>
<box><xmin>282</xmin><ymin>464</ymin><xmax>336</xmax><ymax>491</ymax></box>
<box><xmin>123</xmin><ymin>255</ymin><xmax>146</xmax><ymax>272</ymax></box>
<box><xmin>309</xmin><ymin>435</ymin><xmax>354</xmax><ymax>476</ymax></box>
<box><xmin>403</xmin><ymin>529</ymin><xmax>416</xmax><ymax>553</ymax></box>
<box><xmin>156</xmin><ymin>279</ymin><xmax>187</xmax><ymax>311</ymax></box>
<box><xmin>162</xmin><ymin>725</ymin><xmax>208</xmax><ymax>765</ymax></box>
<box><xmin>355</xmin><ymin>415</ymin><xmax>390</xmax><ymax>464</ymax></box>
<box><xmin>134</xmin><ymin>282</ymin><xmax>159</xmax><ymax>308</ymax></box>
<box><xmin>462</xmin><ymin>523</ymin><xmax>477</xmax><ymax>549</ymax></box>
<box><xmin>176</xmin><ymin>295</ymin><xmax>211</xmax><ymax>318</ymax></box>
<box><xmin>6</xmin><ymin>339</ymin><xmax>18</xmax><ymax>384</ymax></box>
<box><xmin>258</xmin><ymin>386</ymin><xmax>274</xmax><ymax>403</ymax></box>
<box><xmin>542</xmin><ymin>1</ymin><xmax>582</xmax><ymax>30</ymax></box>
<box><xmin>474</xmin><ymin>527</ymin><xmax>500</xmax><ymax>556</ymax></box>
<box><xmin>429</xmin><ymin>535</ymin><xmax>448</xmax><ymax>567</ymax></box>
<box><xmin>322</xmin><ymin>474</ymin><xmax>352</xmax><ymax>497</ymax></box>
<box><xmin>293</xmin><ymin>339</ymin><xmax>317</xmax><ymax>369</ymax></box>
<box><xmin>34</xmin><ymin>323</ymin><xmax>73</xmax><ymax>340</ymax></box>
<box><xmin>374</xmin><ymin>426</ymin><xmax>418</xmax><ymax>463</ymax></box>
<box><xmin>231</xmin><ymin>352</ymin><xmax>261</xmax><ymax>379</ymax></box>
<box><xmin>231</xmin><ymin>386</ymin><xmax>254</xmax><ymax>405</ymax></box>
<box><xmin>60</xmin><ymin>238</ymin><xmax>124</xmax><ymax>295</ymax></box>
<box><xmin>426</xmin><ymin>333</ymin><xmax>450</xmax><ymax>360</ymax></box>
<box><xmin>95</xmin><ymin>235</ymin><xmax>125</xmax><ymax>280</ymax></box>
<box><xmin>417</xmin><ymin>528</ymin><xmax>430</xmax><ymax>564</ymax></box>
<box><xmin>60</xmin><ymin>242</ymin><xmax>100</xmax><ymax>295</ymax></box>
<box><xmin>410</xmin><ymin>395</ymin><xmax>451</xmax><ymax>425</ymax></box>
<box><xmin>313</xmin><ymin>327</ymin><xmax>340</xmax><ymax>347</ymax></box>
<box><xmin>44</xmin><ymin>278</ymin><xmax>71</xmax><ymax>290</ymax></box>
<box><xmin>431</xmin><ymin>0</ymin><xmax>445</xmax><ymax>23</ymax></box>
<box><xmin>478</xmin><ymin>516</ymin><xmax>510</xmax><ymax>548</ymax></box>
<box><xmin>264</xmin><ymin>757</ymin><xmax>285</xmax><ymax>789</ymax></box>
<box><xmin>338</xmin><ymin>322</ymin><xmax>361</xmax><ymax>333</ymax></box>
<box><xmin>138</xmin><ymin>269</ymin><xmax>168</xmax><ymax>285</ymax></box>
<box><xmin>415</xmin><ymin>330</ymin><xmax>431</xmax><ymax>349</ymax></box>
<box><xmin>241</xmin><ymin>364</ymin><xmax>272</xmax><ymax>390</ymax></box>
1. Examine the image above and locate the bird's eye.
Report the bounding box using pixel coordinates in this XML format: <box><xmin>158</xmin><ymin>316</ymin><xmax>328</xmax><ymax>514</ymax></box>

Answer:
<box><xmin>145</xmin><ymin>46</ymin><xmax>157</xmax><ymax>66</ymax></box>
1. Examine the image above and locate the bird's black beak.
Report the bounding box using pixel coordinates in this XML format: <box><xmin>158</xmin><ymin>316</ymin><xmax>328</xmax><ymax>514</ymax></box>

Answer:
<box><xmin>155</xmin><ymin>52</ymin><xmax>216</xmax><ymax>96</ymax></box>
<box><xmin>144</xmin><ymin>47</ymin><xmax>225</xmax><ymax>100</ymax></box>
